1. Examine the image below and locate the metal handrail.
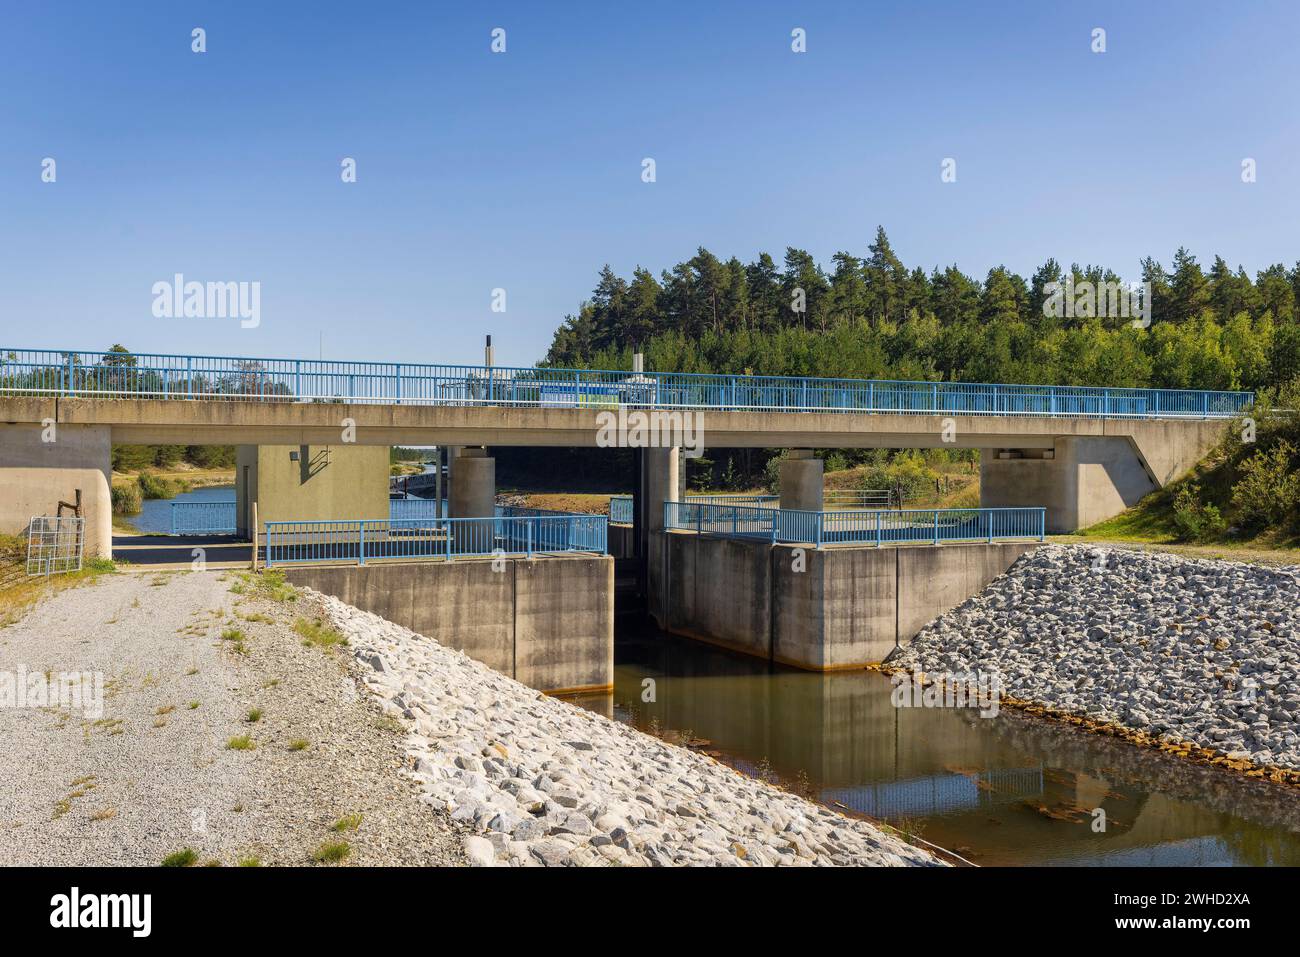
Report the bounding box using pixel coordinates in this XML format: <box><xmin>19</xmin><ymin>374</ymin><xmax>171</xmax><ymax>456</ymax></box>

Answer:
<box><xmin>663</xmin><ymin>501</ymin><xmax>1045</xmax><ymax>547</ymax></box>
<box><xmin>0</xmin><ymin>348</ymin><xmax>1253</xmax><ymax>419</ymax></box>
<box><xmin>263</xmin><ymin>514</ymin><xmax>608</xmax><ymax>566</ymax></box>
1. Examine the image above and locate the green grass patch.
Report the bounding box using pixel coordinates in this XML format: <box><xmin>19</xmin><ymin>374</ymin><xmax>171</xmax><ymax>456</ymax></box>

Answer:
<box><xmin>161</xmin><ymin>848</ymin><xmax>198</xmax><ymax>867</ymax></box>
<box><xmin>226</xmin><ymin>734</ymin><xmax>255</xmax><ymax>751</ymax></box>
<box><xmin>311</xmin><ymin>840</ymin><xmax>351</xmax><ymax>863</ymax></box>
<box><xmin>330</xmin><ymin>813</ymin><xmax>363</xmax><ymax>832</ymax></box>
<box><xmin>288</xmin><ymin>738</ymin><xmax>309</xmax><ymax>751</ymax></box>
<box><xmin>293</xmin><ymin>617</ymin><xmax>347</xmax><ymax>650</ymax></box>
<box><xmin>245</xmin><ymin>708</ymin><xmax>262</xmax><ymax>723</ymax></box>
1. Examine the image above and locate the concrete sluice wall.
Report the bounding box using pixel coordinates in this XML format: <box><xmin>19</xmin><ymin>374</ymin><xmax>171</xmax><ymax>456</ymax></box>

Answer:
<box><xmin>283</xmin><ymin>554</ymin><xmax>614</xmax><ymax>695</ymax></box>
<box><xmin>653</xmin><ymin>531</ymin><xmax>1036</xmax><ymax>669</ymax></box>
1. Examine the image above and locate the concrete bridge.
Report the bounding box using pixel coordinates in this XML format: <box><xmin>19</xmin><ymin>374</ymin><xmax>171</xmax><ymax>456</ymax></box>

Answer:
<box><xmin>0</xmin><ymin>347</ymin><xmax>1249</xmax><ymax>560</ymax></box>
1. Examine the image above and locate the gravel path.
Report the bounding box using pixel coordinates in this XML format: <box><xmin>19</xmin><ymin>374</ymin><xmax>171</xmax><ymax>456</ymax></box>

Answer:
<box><xmin>888</xmin><ymin>545</ymin><xmax>1300</xmax><ymax>775</ymax></box>
<box><xmin>309</xmin><ymin>589</ymin><xmax>940</xmax><ymax>867</ymax></box>
<box><xmin>0</xmin><ymin>569</ymin><xmax>463</xmax><ymax>866</ymax></box>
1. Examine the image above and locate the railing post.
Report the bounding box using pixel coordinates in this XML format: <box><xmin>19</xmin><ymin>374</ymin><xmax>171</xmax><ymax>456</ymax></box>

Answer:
<box><xmin>295</xmin><ymin>360</ymin><xmax>301</xmax><ymax>400</ymax></box>
<box><xmin>697</xmin><ymin>505</ymin><xmax>703</xmax><ymax>536</ymax></box>
<box><xmin>1202</xmin><ymin>392</ymin><xmax>1209</xmax><ymax>418</ymax></box>
<box><xmin>445</xmin><ymin>519</ymin><xmax>452</xmax><ymax>561</ymax></box>
<box><xmin>933</xmin><ymin>510</ymin><xmax>939</xmax><ymax>545</ymax></box>
<box><xmin>66</xmin><ymin>354</ymin><xmax>75</xmax><ymax>397</ymax></box>
<box><xmin>987</xmin><ymin>509</ymin><xmax>994</xmax><ymax>544</ymax></box>
<box><xmin>876</xmin><ymin>509</ymin><xmax>882</xmax><ymax>548</ymax></box>
<box><xmin>186</xmin><ymin>357</ymin><xmax>193</xmax><ymax>399</ymax></box>
<box><xmin>358</xmin><ymin>523</ymin><xmax>366</xmax><ymax>565</ymax></box>
<box><xmin>170</xmin><ymin>504</ymin><xmax>176</xmax><ymax>536</ymax></box>
<box><xmin>395</xmin><ymin>364</ymin><xmax>403</xmax><ymax>404</ymax></box>
<box><xmin>815</xmin><ymin>512</ymin><xmax>823</xmax><ymax>549</ymax></box>
<box><xmin>527</xmin><ymin>521</ymin><xmax>533</xmax><ymax>559</ymax></box>
<box><xmin>1039</xmin><ymin>509</ymin><xmax>1046</xmax><ymax>541</ymax></box>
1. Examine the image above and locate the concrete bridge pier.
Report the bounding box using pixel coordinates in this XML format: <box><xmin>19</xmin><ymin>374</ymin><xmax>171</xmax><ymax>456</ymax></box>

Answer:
<box><xmin>449</xmin><ymin>447</ymin><xmax>495</xmax><ymax>552</ymax></box>
<box><xmin>780</xmin><ymin>450</ymin><xmax>824</xmax><ymax>511</ymax></box>
<box><xmin>642</xmin><ymin>446</ymin><xmax>680</xmax><ymax>625</ymax></box>
<box><xmin>0</xmin><ymin>423</ymin><xmax>112</xmax><ymax>559</ymax></box>
<box><xmin>235</xmin><ymin>444</ymin><xmax>389</xmax><ymax>537</ymax></box>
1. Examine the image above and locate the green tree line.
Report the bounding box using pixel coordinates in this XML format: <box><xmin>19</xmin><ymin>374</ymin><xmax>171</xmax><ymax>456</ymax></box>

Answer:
<box><xmin>544</xmin><ymin>227</ymin><xmax>1300</xmax><ymax>393</ymax></box>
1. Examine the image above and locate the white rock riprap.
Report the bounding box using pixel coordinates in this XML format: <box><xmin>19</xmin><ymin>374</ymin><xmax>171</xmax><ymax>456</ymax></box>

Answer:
<box><xmin>888</xmin><ymin>546</ymin><xmax>1300</xmax><ymax>771</ymax></box>
<box><xmin>306</xmin><ymin>591</ymin><xmax>938</xmax><ymax>867</ymax></box>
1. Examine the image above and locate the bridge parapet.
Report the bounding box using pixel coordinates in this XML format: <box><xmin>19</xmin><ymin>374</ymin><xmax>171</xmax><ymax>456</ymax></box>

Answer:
<box><xmin>0</xmin><ymin>347</ymin><xmax>1252</xmax><ymax>419</ymax></box>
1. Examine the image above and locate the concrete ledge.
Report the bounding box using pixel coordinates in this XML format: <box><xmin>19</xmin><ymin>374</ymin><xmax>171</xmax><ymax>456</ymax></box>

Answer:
<box><xmin>654</xmin><ymin>532</ymin><xmax>1036</xmax><ymax>671</ymax></box>
<box><xmin>283</xmin><ymin>554</ymin><xmax>613</xmax><ymax>694</ymax></box>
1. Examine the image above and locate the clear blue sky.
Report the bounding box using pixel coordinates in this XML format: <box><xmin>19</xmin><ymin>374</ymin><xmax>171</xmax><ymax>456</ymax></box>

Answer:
<box><xmin>2</xmin><ymin>0</ymin><xmax>1296</xmax><ymax>367</ymax></box>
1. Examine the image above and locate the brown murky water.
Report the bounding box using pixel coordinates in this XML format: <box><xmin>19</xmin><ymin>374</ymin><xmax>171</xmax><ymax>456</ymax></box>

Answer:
<box><xmin>572</xmin><ymin>623</ymin><xmax>1300</xmax><ymax>866</ymax></box>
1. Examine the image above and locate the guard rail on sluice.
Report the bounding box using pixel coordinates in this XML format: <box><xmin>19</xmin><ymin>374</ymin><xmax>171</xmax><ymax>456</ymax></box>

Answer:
<box><xmin>608</xmin><ymin>493</ymin><xmax>778</xmax><ymax>524</ymax></box>
<box><xmin>263</xmin><ymin>513</ymin><xmax>608</xmax><ymax>567</ymax></box>
<box><xmin>662</xmin><ymin>502</ymin><xmax>1046</xmax><ymax>547</ymax></box>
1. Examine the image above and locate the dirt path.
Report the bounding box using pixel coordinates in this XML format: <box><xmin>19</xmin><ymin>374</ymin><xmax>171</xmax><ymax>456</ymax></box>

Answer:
<box><xmin>0</xmin><ymin>568</ymin><xmax>463</xmax><ymax>866</ymax></box>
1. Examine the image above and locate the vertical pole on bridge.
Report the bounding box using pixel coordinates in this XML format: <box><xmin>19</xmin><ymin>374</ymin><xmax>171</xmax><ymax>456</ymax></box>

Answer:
<box><xmin>933</xmin><ymin>510</ymin><xmax>940</xmax><ymax>545</ymax></box>
<box><xmin>876</xmin><ymin>509</ymin><xmax>882</xmax><ymax>548</ymax></box>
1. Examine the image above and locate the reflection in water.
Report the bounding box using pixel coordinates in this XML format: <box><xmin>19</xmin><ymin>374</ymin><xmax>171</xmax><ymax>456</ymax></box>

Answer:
<box><xmin>571</xmin><ymin>621</ymin><xmax>1300</xmax><ymax>866</ymax></box>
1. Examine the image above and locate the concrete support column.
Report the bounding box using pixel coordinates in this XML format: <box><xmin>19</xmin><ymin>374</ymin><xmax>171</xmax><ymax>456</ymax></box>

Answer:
<box><xmin>641</xmin><ymin>446</ymin><xmax>680</xmax><ymax>533</ymax></box>
<box><xmin>643</xmin><ymin>446</ymin><xmax>680</xmax><ymax>626</ymax></box>
<box><xmin>779</xmin><ymin>450</ymin><xmax>823</xmax><ymax>512</ymax></box>
<box><xmin>449</xmin><ymin>447</ymin><xmax>495</xmax><ymax>518</ymax></box>
<box><xmin>450</xmin><ymin>447</ymin><xmax>495</xmax><ymax>553</ymax></box>
<box><xmin>0</xmin><ymin>423</ymin><xmax>113</xmax><ymax>559</ymax></box>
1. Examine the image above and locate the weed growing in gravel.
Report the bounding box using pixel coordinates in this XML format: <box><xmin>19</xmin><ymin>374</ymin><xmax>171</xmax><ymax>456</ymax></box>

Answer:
<box><xmin>161</xmin><ymin>848</ymin><xmax>198</xmax><ymax>867</ymax></box>
<box><xmin>246</xmin><ymin>708</ymin><xmax>262</xmax><ymax>723</ymax></box>
<box><xmin>294</xmin><ymin>617</ymin><xmax>346</xmax><ymax>650</ymax></box>
<box><xmin>188</xmin><ymin>701</ymin><xmax>200</xmax><ymax>710</ymax></box>
<box><xmin>238</xmin><ymin>857</ymin><xmax>262</xmax><ymax>867</ymax></box>
<box><xmin>155</xmin><ymin>705</ymin><xmax>175</xmax><ymax>716</ymax></box>
<box><xmin>258</xmin><ymin>570</ymin><xmax>297</xmax><ymax>602</ymax></box>
<box><xmin>152</xmin><ymin>718</ymin><xmax>167</xmax><ymax>729</ymax></box>
<box><xmin>89</xmin><ymin>807</ymin><xmax>117</xmax><ymax>822</ymax></box>
<box><xmin>330</xmin><ymin>814</ymin><xmax>363</xmax><ymax>832</ymax></box>
<box><xmin>288</xmin><ymin>738</ymin><xmax>309</xmax><ymax>751</ymax></box>
<box><xmin>226</xmin><ymin>735</ymin><xmax>255</xmax><ymax>751</ymax></box>
<box><xmin>240</xmin><ymin>611</ymin><xmax>273</xmax><ymax>623</ymax></box>
<box><xmin>263</xmin><ymin>678</ymin><xmax>280</xmax><ymax>688</ymax></box>
<box><xmin>53</xmin><ymin>776</ymin><xmax>99</xmax><ymax>819</ymax></box>
<box><xmin>185</xmin><ymin>666</ymin><xmax>199</xmax><ymax>676</ymax></box>
<box><xmin>311</xmin><ymin>840</ymin><xmax>351</xmax><ymax>863</ymax></box>
<box><xmin>220</xmin><ymin>627</ymin><xmax>248</xmax><ymax>655</ymax></box>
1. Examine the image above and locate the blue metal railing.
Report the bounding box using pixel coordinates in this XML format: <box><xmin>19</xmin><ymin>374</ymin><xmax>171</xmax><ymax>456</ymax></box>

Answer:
<box><xmin>609</xmin><ymin>493</ymin><xmax>779</xmax><ymax>524</ymax></box>
<box><xmin>170</xmin><ymin>501</ymin><xmax>237</xmax><ymax>534</ymax></box>
<box><xmin>0</xmin><ymin>348</ymin><xmax>1253</xmax><ymax>419</ymax></box>
<box><xmin>388</xmin><ymin>497</ymin><xmax>447</xmax><ymax>520</ymax></box>
<box><xmin>663</xmin><ymin>502</ymin><xmax>1045</xmax><ymax>547</ymax></box>
<box><xmin>263</xmin><ymin>514</ymin><xmax>608</xmax><ymax>566</ymax></box>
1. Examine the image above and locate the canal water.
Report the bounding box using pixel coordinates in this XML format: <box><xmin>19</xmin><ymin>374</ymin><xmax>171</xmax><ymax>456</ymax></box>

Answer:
<box><xmin>126</xmin><ymin>485</ymin><xmax>235</xmax><ymax>535</ymax></box>
<box><xmin>575</xmin><ymin>622</ymin><xmax>1300</xmax><ymax>866</ymax></box>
